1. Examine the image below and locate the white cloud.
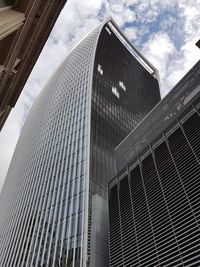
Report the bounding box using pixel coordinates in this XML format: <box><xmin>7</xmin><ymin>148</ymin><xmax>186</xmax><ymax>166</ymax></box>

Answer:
<box><xmin>124</xmin><ymin>8</ymin><xmax>136</xmax><ymax>23</ymax></box>
<box><xmin>142</xmin><ymin>31</ymin><xmax>177</xmax><ymax>94</ymax></box>
<box><xmin>0</xmin><ymin>98</ymin><xmax>22</xmax><ymax>190</ymax></box>
<box><xmin>124</xmin><ymin>26</ymin><xmax>137</xmax><ymax>40</ymax></box>
<box><xmin>141</xmin><ymin>0</ymin><xmax>200</xmax><ymax>95</ymax></box>
<box><xmin>166</xmin><ymin>40</ymin><xmax>200</xmax><ymax>91</ymax></box>
<box><xmin>0</xmin><ymin>0</ymin><xmax>200</xmax><ymax>192</ymax></box>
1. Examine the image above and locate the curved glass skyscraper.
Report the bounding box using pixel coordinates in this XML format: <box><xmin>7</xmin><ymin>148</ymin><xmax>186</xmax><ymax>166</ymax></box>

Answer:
<box><xmin>0</xmin><ymin>18</ymin><xmax>160</xmax><ymax>267</ymax></box>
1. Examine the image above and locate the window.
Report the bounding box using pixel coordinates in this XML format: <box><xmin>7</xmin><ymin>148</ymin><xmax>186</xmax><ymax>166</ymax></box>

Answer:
<box><xmin>112</xmin><ymin>86</ymin><xmax>120</xmax><ymax>99</ymax></box>
<box><xmin>97</xmin><ymin>64</ymin><xmax>103</xmax><ymax>75</ymax></box>
<box><xmin>119</xmin><ymin>81</ymin><xmax>126</xmax><ymax>91</ymax></box>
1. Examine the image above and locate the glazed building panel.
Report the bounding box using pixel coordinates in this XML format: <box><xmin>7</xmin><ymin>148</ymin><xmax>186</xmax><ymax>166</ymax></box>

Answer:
<box><xmin>0</xmin><ymin>26</ymin><xmax>100</xmax><ymax>267</ymax></box>
<box><xmin>90</xmin><ymin>23</ymin><xmax>160</xmax><ymax>197</ymax></box>
<box><xmin>89</xmin><ymin>21</ymin><xmax>160</xmax><ymax>257</ymax></box>
<box><xmin>109</xmin><ymin>60</ymin><xmax>200</xmax><ymax>267</ymax></box>
<box><xmin>0</xmin><ymin>18</ymin><xmax>161</xmax><ymax>267</ymax></box>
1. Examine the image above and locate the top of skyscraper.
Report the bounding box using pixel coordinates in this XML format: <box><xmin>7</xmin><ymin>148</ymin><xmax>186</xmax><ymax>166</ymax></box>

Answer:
<box><xmin>100</xmin><ymin>17</ymin><xmax>159</xmax><ymax>78</ymax></box>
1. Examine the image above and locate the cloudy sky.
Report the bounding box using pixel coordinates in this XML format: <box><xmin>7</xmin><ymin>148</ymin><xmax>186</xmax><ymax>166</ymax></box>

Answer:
<box><xmin>0</xmin><ymin>0</ymin><xmax>200</xmax><ymax>191</ymax></box>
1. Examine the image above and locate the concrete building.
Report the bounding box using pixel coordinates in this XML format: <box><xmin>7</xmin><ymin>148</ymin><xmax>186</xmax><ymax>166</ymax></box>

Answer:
<box><xmin>0</xmin><ymin>18</ymin><xmax>160</xmax><ymax>267</ymax></box>
<box><xmin>108</xmin><ymin>60</ymin><xmax>200</xmax><ymax>267</ymax></box>
<box><xmin>0</xmin><ymin>0</ymin><xmax>67</xmax><ymax>130</ymax></box>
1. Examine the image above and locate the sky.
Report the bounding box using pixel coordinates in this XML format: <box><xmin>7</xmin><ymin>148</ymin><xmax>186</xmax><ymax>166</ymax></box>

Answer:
<box><xmin>0</xmin><ymin>0</ymin><xmax>200</xmax><ymax>192</ymax></box>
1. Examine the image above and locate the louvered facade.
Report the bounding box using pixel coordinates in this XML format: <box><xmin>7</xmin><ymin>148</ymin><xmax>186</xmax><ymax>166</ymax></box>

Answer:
<box><xmin>0</xmin><ymin>18</ymin><xmax>160</xmax><ymax>267</ymax></box>
<box><xmin>109</xmin><ymin>60</ymin><xmax>200</xmax><ymax>267</ymax></box>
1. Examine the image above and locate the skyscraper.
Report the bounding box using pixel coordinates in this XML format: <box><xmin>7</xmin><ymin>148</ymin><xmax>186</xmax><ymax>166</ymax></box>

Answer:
<box><xmin>108</xmin><ymin>60</ymin><xmax>200</xmax><ymax>267</ymax></box>
<box><xmin>0</xmin><ymin>18</ymin><xmax>160</xmax><ymax>267</ymax></box>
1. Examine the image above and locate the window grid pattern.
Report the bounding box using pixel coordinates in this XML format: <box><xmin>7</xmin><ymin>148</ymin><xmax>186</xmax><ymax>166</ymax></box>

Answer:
<box><xmin>0</xmin><ymin>27</ymin><xmax>100</xmax><ymax>267</ymax></box>
<box><xmin>109</xmin><ymin>97</ymin><xmax>200</xmax><ymax>267</ymax></box>
<box><xmin>90</xmin><ymin>26</ymin><xmax>160</xmax><ymax>198</ymax></box>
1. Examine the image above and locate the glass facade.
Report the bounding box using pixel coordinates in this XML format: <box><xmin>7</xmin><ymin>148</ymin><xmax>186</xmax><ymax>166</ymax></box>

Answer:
<box><xmin>0</xmin><ymin>25</ymin><xmax>100</xmax><ymax>267</ymax></box>
<box><xmin>109</xmin><ymin>60</ymin><xmax>200</xmax><ymax>267</ymax></box>
<box><xmin>90</xmin><ymin>24</ymin><xmax>160</xmax><ymax>197</ymax></box>
<box><xmin>0</xmin><ymin>18</ymin><xmax>160</xmax><ymax>267</ymax></box>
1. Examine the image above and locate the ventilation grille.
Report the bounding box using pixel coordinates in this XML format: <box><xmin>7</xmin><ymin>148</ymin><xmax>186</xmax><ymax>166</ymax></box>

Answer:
<box><xmin>109</xmin><ymin>101</ymin><xmax>200</xmax><ymax>266</ymax></box>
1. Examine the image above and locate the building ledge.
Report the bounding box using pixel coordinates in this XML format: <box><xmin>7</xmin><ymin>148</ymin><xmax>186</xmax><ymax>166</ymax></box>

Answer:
<box><xmin>0</xmin><ymin>64</ymin><xmax>4</xmax><ymax>73</ymax></box>
<box><xmin>0</xmin><ymin>9</ymin><xmax>25</xmax><ymax>40</ymax></box>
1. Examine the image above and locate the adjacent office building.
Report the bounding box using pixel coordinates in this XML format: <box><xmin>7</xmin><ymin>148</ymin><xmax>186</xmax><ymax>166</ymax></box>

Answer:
<box><xmin>0</xmin><ymin>18</ymin><xmax>161</xmax><ymax>267</ymax></box>
<box><xmin>0</xmin><ymin>0</ymin><xmax>67</xmax><ymax>129</ymax></box>
<box><xmin>108</xmin><ymin>60</ymin><xmax>200</xmax><ymax>267</ymax></box>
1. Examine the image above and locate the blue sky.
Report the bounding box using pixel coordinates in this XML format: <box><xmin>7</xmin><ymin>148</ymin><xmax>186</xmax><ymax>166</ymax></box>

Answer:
<box><xmin>0</xmin><ymin>0</ymin><xmax>200</xmax><ymax>191</ymax></box>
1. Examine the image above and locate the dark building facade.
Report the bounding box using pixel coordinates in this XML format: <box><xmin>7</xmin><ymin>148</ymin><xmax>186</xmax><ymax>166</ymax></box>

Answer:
<box><xmin>109</xmin><ymin>60</ymin><xmax>200</xmax><ymax>267</ymax></box>
<box><xmin>196</xmin><ymin>39</ymin><xmax>200</xmax><ymax>49</ymax></box>
<box><xmin>0</xmin><ymin>18</ymin><xmax>160</xmax><ymax>267</ymax></box>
